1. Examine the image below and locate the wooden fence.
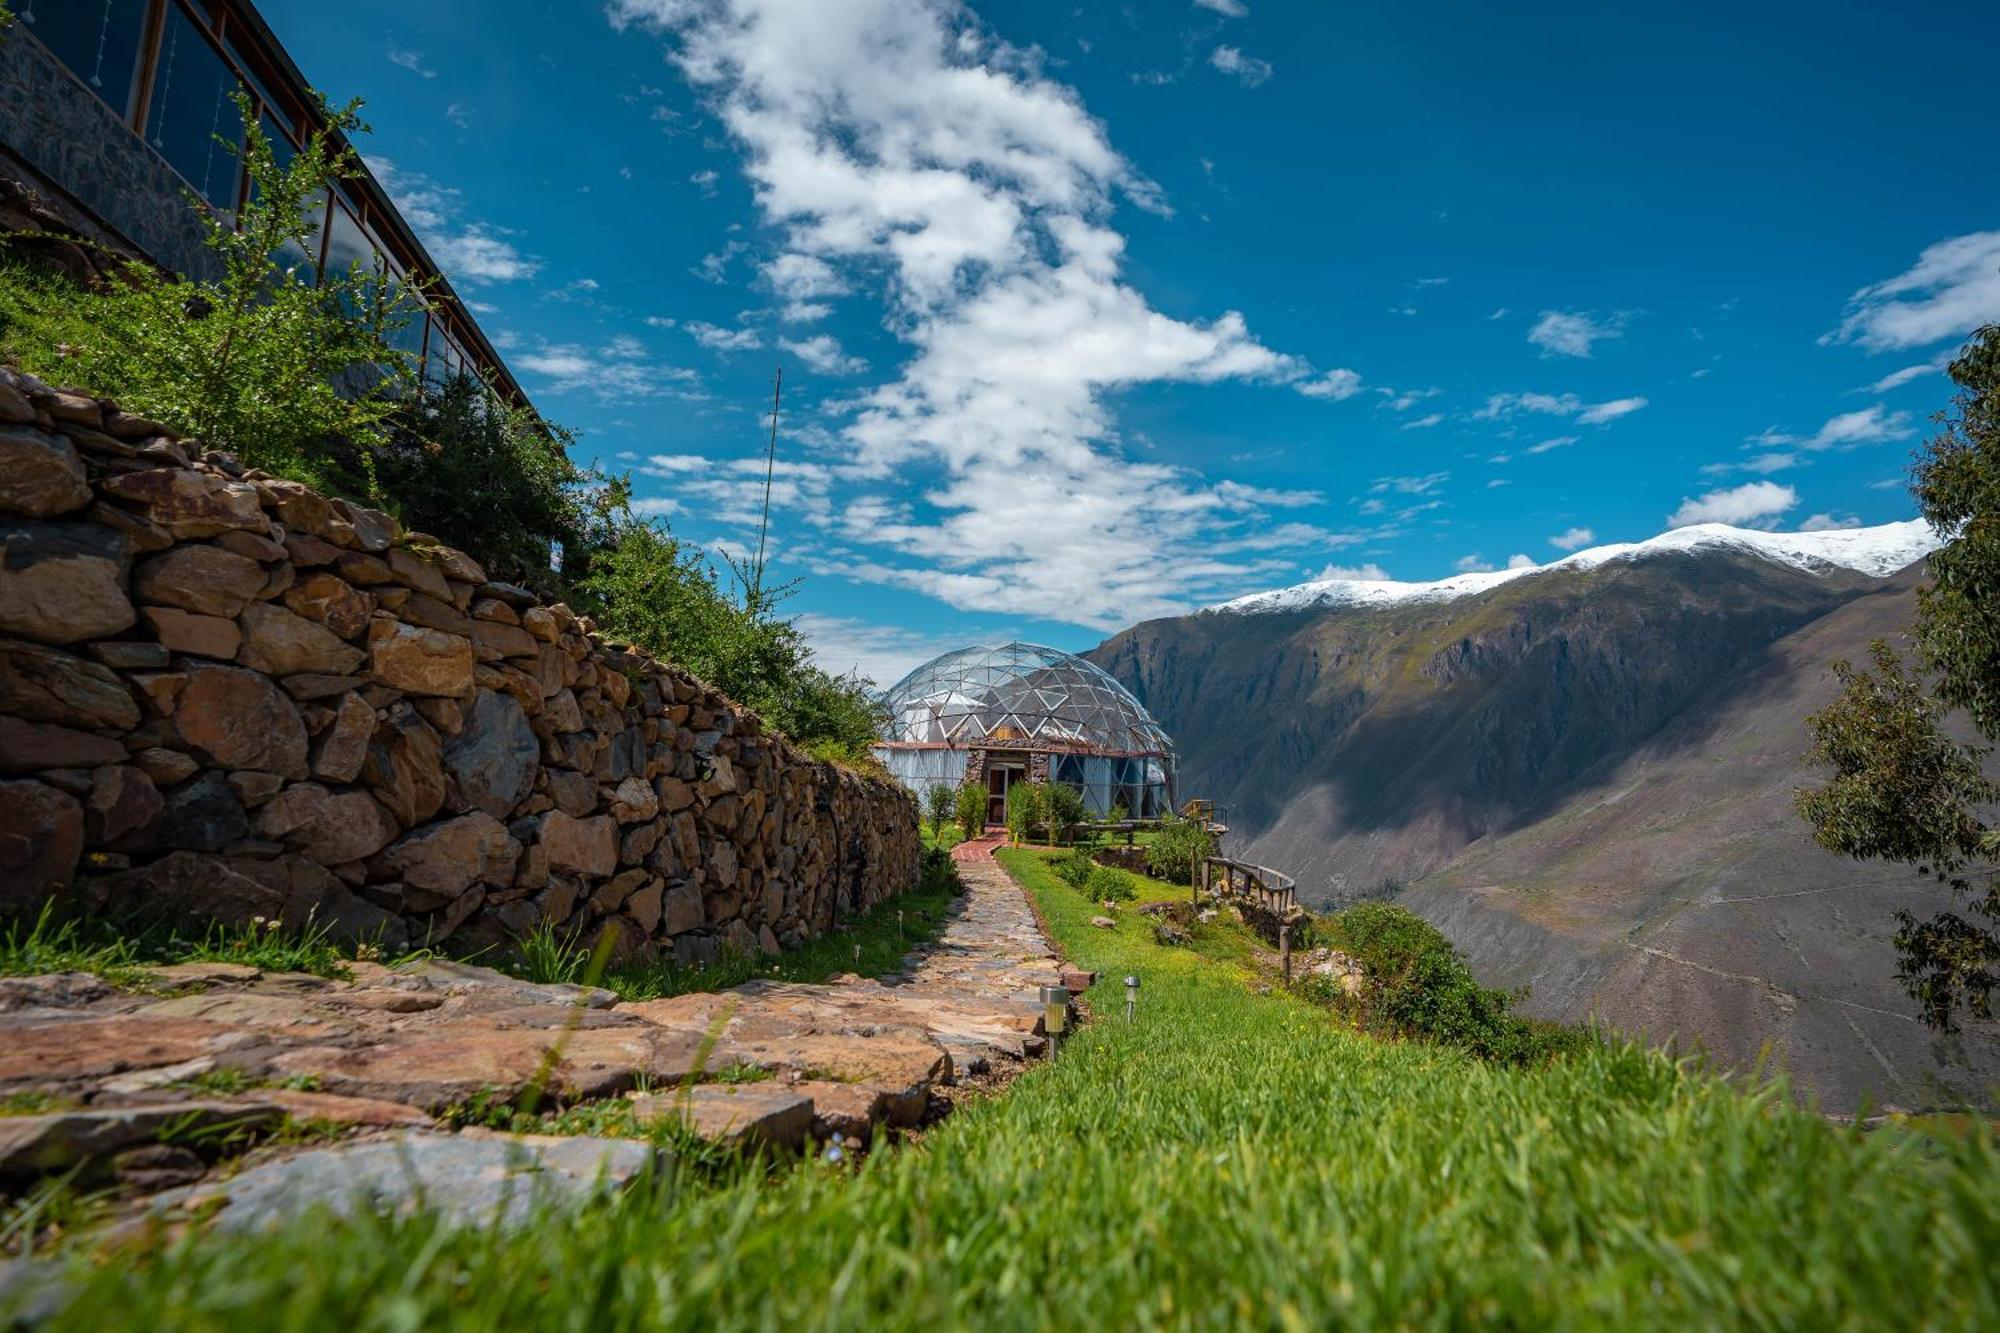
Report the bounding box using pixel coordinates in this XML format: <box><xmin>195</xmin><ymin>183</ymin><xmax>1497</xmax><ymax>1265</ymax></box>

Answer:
<box><xmin>1200</xmin><ymin>856</ymin><xmax>1299</xmax><ymax>918</ymax></box>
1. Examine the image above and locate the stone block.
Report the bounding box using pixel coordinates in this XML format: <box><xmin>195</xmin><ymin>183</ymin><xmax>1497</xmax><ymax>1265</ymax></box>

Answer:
<box><xmin>0</xmin><ymin>520</ymin><xmax>133</xmax><ymax>644</ymax></box>
<box><xmin>134</xmin><ymin>544</ymin><xmax>266</xmax><ymax>618</ymax></box>
<box><xmin>0</xmin><ymin>427</ymin><xmax>90</xmax><ymax>517</ymax></box>
<box><xmin>367</xmin><ymin>620</ymin><xmax>473</xmax><ymax>697</ymax></box>
<box><xmin>541</xmin><ymin>811</ymin><xmax>617</xmax><ymax>878</ymax></box>
<box><xmin>174</xmin><ymin>664</ymin><xmax>309</xmax><ymax>778</ymax></box>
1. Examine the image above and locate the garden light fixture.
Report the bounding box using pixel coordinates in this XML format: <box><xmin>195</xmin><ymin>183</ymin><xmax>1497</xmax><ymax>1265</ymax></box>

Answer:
<box><xmin>1125</xmin><ymin>974</ymin><xmax>1139</xmax><ymax>1021</ymax></box>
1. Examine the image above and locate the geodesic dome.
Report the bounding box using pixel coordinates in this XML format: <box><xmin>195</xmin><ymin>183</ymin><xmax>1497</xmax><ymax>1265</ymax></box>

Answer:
<box><xmin>872</xmin><ymin>642</ymin><xmax>1176</xmax><ymax>817</ymax></box>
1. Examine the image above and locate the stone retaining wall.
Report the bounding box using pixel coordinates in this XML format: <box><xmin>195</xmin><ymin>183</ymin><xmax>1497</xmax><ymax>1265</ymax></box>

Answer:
<box><xmin>0</xmin><ymin>370</ymin><xmax>920</xmax><ymax>963</ymax></box>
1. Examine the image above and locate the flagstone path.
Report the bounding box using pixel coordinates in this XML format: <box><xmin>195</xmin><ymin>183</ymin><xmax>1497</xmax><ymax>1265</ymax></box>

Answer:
<box><xmin>0</xmin><ymin>848</ymin><xmax>1070</xmax><ymax>1229</ymax></box>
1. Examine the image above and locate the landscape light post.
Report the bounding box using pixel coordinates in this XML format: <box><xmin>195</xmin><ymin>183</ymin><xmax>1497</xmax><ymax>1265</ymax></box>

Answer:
<box><xmin>1124</xmin><ymin>974</ymin><xmax>1139</xmax><ymax>1022</ymax></box>
<box><xmin>1040</xmin><ymin>984</ymin><xmax>1069</xmax><ymax>1053</ymax></box>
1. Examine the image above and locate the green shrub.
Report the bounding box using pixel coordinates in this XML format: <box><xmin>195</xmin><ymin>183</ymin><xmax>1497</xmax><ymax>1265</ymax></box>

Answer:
<box><xmin>1320</xmin><ymin>902</ymin><xmax>1581</xmax><ymax>1065</ymax></box>
<box><xmin>1146</xmin><ymin>813</ymin><xmax>1216</xmax><ymax>886</ymax></box>
<box><xmin>0</xmin><ymin>94</ymin><xmax>417</xmax><ymax>483</ymax></box>
<box><xmin>1050</xmin><ymin>848</ymin><xmax>1095</xmax><ymax>891</ymax></box>
<box><xmin>1004</xmin><ymin>781</ymin><xmax>1045</xmax><ymax>845</ymax></box>
<box><xmin>578</xmin><ymin>519</ymin><xmax>881</xmax><ymax>762</ymax></box>
<box><xmin>374</xmin><ymin>374</ymin><xmax>624</xmax><ymax>598</ymax></box>
<box><xmin>956</xmin><ymin>782</ymin><xmax>988</xmax><ymax>839</ymax></box>
<box><xmin>925</xmin><ymin>785</ymin><xmax>957</xmax><ymax>834</ymax></box>
<box><xmin>1043</xmin><ymin>783</ymin><xmax>1087</xmax><ymax>844</ymax></box>
<box><xmin>1085</xmin><ymin>864</ymin><xmax>1136</xmax><ymax>903</ymax></box>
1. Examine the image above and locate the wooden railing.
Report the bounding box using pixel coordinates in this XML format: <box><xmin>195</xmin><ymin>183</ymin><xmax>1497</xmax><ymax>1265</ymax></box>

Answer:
<box><xmin>1200</xmin><ymin>856</ymin><xmax>1299</xmax><ymax>918</ymax></box>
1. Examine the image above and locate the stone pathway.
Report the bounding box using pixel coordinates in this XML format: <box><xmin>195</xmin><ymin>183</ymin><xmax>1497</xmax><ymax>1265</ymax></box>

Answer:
<box><xmin>0</xmin><ymin>858</ymin><xmax>1070</xmax><ymax>1229</ymax></box>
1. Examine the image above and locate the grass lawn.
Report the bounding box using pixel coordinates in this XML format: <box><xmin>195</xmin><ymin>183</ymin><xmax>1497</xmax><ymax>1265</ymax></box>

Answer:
<box><xmin>17</xmin><ymin>851</ymin><xmax>1998</xmax><ymax>1330</ymax></box>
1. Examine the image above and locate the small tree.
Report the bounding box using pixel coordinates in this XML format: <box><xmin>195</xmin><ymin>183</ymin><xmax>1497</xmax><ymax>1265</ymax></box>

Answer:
<box><xmin>1043</xmin><ymin>782</ymin><xmax>1087</xmax><ymax>846</ymax></box>
<box><xmin>925</xmin><ymin>784</ymin><xmax>956</xmax><ymax>835</ymax></box>
<box><xmin>1147</xmin><ymin>813</ymin><xmax>1217</xmax><ymax>887</ymax></box>
<box><xmin>0</xmin><ymin>93</ymin><xmax>419</xmax><ymax>481</ymax></box>
<box><xmin>956</xmin><ymin>781</ymin><xmax>988</xmax><ymax>840</ymax></box>
<box><xmin>1004</xmin><ymin>781</ymin><xmax>1044</xmax><ymax>846</ymax></box>
<box><xmin>1798</xmin><ymin>324</ymin><xmax>2000</xmax><ymax>1031</ymax></box>
<box><xmin>376</xmin><ymin>373</ymin><xmax>624</xmax><ymax>597</ymax></box>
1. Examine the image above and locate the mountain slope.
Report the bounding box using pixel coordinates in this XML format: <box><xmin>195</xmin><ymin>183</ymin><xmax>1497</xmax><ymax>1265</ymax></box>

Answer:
<box><xmin>1087</xmin><ymin>525</ymin><xmax>2000</xmax><ymax>1110</ymax></box>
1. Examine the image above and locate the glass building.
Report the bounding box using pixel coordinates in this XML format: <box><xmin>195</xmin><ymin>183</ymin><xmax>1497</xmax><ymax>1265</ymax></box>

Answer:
<box><xmin>0</xmin><ymin>0</ymin><xmax>527</xmax><ymax>411</ymax></box>
<box><xmin>874</xmin><ymin>642</ymin><xmax>1177</xmax><ymax>825</ymax></box>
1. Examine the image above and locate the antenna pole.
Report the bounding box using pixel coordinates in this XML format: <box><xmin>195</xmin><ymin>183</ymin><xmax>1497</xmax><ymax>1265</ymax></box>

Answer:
<box><xmin>752</xmin><ymin>366</ymin><xmax>781</xmax><ymax>611</ymax></box>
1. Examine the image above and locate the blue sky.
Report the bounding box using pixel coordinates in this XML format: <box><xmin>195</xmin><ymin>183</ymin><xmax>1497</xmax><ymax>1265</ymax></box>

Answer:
<box><xmin>259</xmin><ymin>0</ymin><xmax>2000</xmax><ymax>683</ymax></box>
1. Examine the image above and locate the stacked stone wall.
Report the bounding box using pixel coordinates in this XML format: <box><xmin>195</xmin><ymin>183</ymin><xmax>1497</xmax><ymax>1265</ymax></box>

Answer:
<box><xmin>0</xmin><ymin>370</ymin><xmax>920</xmax><ymax>962</ymax></box>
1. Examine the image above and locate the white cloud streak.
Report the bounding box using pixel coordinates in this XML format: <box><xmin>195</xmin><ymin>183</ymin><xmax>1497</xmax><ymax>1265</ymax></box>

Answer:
<box><xmin>368</xmin><ymin>157</ymin><xmax>538</xmax><ymax>284</ymax></box>
<box><xmin>1528</xmin><ymin>309</ymin><xmax>1624</xmax><ymax>358</ymax></box>
<box><xmin>1827</xmin><ymin>231</ymin><xmax>2000</xmax><ymax>352</ymax></box>
<box><xmin>1209</xmin><ymin>46</ymin><xmax>1273</xmax><ymax>86</ymax></box>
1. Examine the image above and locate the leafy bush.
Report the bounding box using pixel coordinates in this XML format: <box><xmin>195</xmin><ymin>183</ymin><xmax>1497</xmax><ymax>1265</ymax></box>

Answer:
<box><xmin>925</xmin><ymin>785</ymin><xmax>957</xmax><ymax>834</ymax></box>
<box><xmin>956</xmin><ymin>781</ymin><xmax>989</xmax><ymax>839</ymax></box>
<box><xmin>0</xmin><ymin>94</ymin><xmax>417</xmax><ymax>483</ymax></box>
<box><xmin>1146</xmin><ymin>813</ymin><xmax>1216</xmax><ymax>886</ymax></box>
<box><xmin>1042</xmin><ymin>783</ymin><xmax>1087</xmax><ymax>844</ymax></box>
<box><xmin>578</xmin><ymin>519</ymin><xmax>881</xmax><ymax>762</ymax></box>
<box><xmin>1319</xmin><ymin>903</ymin><xmax>1583</xmax><ymax>1064</ymax></box>
<box><xmin>375</xmin><ymin>373</ymin><xmax>624</xmax><ymax>597</ymax></box>
<box><xmin>917</xmin><ymin>845</ymin><xmax>962</xmax><ymax>897</ymax></box>
<box><xmin>1004</xmin><ymin>780</ymin><xmax>1044</xmax><ymax>845</ymax></box>
<box><xmin>1086</xmin><ymin>864</ymin><xmax>1136</xmax><ymax>903</ymax></box>
<box><xmin>1050</xmin><ymin>848</ymin><xmax>1095</xmax><ymax>892</ymax></box>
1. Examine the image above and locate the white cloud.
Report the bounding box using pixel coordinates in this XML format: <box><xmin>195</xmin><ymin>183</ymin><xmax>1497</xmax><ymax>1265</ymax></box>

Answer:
<box><xmin>1548</xmin><ymin>525</ymin><xmax>1594</xmax><ymax>551</ymax></box>
<box><xmin>1528</xmin><ymin>310</ymin><xmax>1624</xmax><ymax>358</ymax></box>
<box><xmin>387</xmin><ymin>47</ymin><xmax>436</xmax><ymax>79</ymax></box>
<box><xmin>794</xmin><ymin>614</ymin><xmax>975</xmax><ymax>687</ymax></box>
<box><xmin>1524</xmin><ymin>435</ymin><xmax>1578</xmax><ymax>455</ymax></box>
<box><xmin>779</xmin><ymin>333</ymin><xmax>867</xmax><ymax>375</ymax></box>
<box><xmin>1400</xmin><ymin>412</ymin><xmax>1444</xmax><ymax>430</ymax></box>
<box><xmin>686</xmin><ymin>321</ymin><xmax>764</xmax><ymax>352</ymax></box>
<box><xmin>1371</xmin><ymin>472</ymin><xmax>1449</xmax><ymax>496</ymax></box>
<box><xmin>1827</xmin><ymin>231</ymin><xmax>2000</xmax><ymax>352</ymax></box>
<box><xmin>516</xmin><ymin>338</ymin><xmax>700</xmax><ymax>402</ymax></box>
<box><xmin>1453</xmin><ymin>554</ymin><xmax>1495</xmax><ymax>573</ymax></box>
<box><xmin>606</xmin><ymin>0</ymin><xmax>1321</xmax><ymax>629</ymax></box>
<box><xmin>1799</xmin><ymin>512</ymin><xmax>1862</xmax><ymax>532</ymax></box>
<box><xmin>368</xmin><ymin>157</ymin><xmax>538</xmax><ymax>284</ymax></box>
<box><xmin>1313</xmin><ymin>562</ymin><xmax>1390</xmax><ymax>582</ymax></box>
<box><xmin>1487</xmin><ymin>307</ymin><xmax>1509</xmax><ymax>320</ymax></box>
<box><xmin>1806</xmin><ymin>403</ymin><xmax>1915</xmax><ymax>449</ymax></box>
<box><xmin>1866</xmin><ymin>358</ymin><xmax>1947</xmax><ymax>393</ymax></box>
<box><xmin>1475</xmin><ymin>391</ymin><xmax>1648</xmax><ymax>425</ymax></box>
<box><xmin>1380</xmin><ymin>387</ymin><xmax>1440</xmax><ymax>412</ymax></box>
<box><xmin>689</xmin><ymin>169</ymin><xmax>720</xmax><ymax>196</ymax></box>
<box><xmin>1665</xmin><ymin>481</ymin><xmax>1798</xmax><ymax>529</ymax></box>
<box><xmin>1702</xmin><ymin>450</ymin><xmax>1799</xmax><ymax>477</ymax></box>
<box><xmin>763</xmin><ymin>252</ymin><xmax>850</xmax><ymax>321</ymax></box>
<box><xmin>1296</xmin><ymin>368</ymin><xmax>1363</xmax><ymax>400</ymax></box>
<box><xmin>1505</xmin><ymin>553</ymin><xmax>1537</xmax><ymax>569</ymax></box>
<box><xmin>1209</xmin><ymin>45</ymin><xmax>1273</xmax><ymax>86</ymax></box>
<box><xmin>1576</xmin><ymin>396</ymin><xmax>1647</xmax><ymax>425</ymax></box>
<box><xmin>1752</xmin><ymin>403</ymin><xmax>1916</xmax><ymax>453</ymax></box>
<box><xmin>1193</xmin><ymin>0</ymin><xmax>1249</xmax><ymax>15</ymax></box>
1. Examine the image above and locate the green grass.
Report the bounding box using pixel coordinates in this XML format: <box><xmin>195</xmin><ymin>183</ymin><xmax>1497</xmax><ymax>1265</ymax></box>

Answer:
<box><xmin>16</xmin><ymin>853</ymin><xmax>2000</xmax><ymax>1329</ymax></box>
<box><xmin>508</xmin><ymin>849</ymin><xmax>965</xmax><ymax>1001</ymax></box>
<box><xmin>0</xmin><ymin>903</ymin><xmax>396</xmax><ymax>988</ymax></box>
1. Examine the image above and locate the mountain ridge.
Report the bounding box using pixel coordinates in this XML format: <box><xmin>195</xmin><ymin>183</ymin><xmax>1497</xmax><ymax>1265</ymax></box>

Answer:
<box><xmin>1207</xmin><ymin>518</ymin><xmax>1940</xmax><ymax>616</ymax></box>
<box><xmin>1087</xmin><ymin>535</ymin><xmax>2000</xmax><ymax>1110</ymax></box>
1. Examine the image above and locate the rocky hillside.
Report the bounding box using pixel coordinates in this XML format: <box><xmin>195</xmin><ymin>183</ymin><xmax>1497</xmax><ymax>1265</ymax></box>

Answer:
<box><xmin>1088</xmin><ymin>525</ymin><xmax>2000</xmax><ymax>1110</ymax></box>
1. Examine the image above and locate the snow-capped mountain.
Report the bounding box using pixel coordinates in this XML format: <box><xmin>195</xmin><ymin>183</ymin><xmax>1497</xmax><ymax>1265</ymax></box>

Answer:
<box><xmin>1207</xmin><ymin>519</ymin><xmax>1941</xmax><ymax>615</ymax></box>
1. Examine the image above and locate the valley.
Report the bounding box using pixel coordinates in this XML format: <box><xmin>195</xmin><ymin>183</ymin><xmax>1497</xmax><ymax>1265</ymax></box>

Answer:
<box><xmin>1090</xmin><ymin>524</ymin><xmax>2000</xmax><ymax>1110</ymax></box>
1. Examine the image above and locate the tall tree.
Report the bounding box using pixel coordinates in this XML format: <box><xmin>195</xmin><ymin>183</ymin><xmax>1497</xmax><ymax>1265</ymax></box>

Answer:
<box><xmin>1799</xmin><ymin>324</ymin><xmax>2000</xmax><ymax>1031</ymax></box>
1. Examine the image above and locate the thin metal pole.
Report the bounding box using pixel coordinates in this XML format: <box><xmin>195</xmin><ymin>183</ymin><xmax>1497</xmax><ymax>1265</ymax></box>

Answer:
<box><xmin>750</xmin><ymin>366</ymin><xmax>781</xmax><ymax>610</ymax></box>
